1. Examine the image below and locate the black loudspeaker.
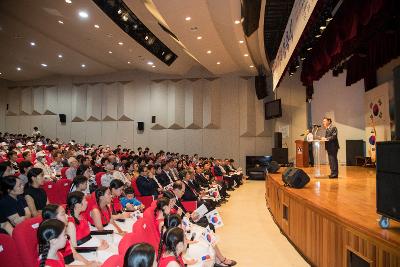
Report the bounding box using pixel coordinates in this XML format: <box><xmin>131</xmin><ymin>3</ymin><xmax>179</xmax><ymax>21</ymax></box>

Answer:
<box><xmin>255</xmin><ymin>74</ymin><xmax>268</xmax><ymax>100</ymax></box>
<box><xmin>376</xmin><ymin>141</ymin><xmax>400</xmax><ymax>223</ymax></box>
<box><xmin>151</xmin><ymin>116</ymin><xmax>156</xmax><ymax>123</ymax></box>
<box><xmin>346</xmin><ymin>140</ymin><xmax>364</xmax><ymax>165</ymax></box>
<box><xmin>242</xmin><ymin>0</ymin><xmax>262</xmax><ymax>36</ymax></box>
<box><xmin>137</xmin><ymin>122</ymin><xmax>144</xmax><ymax>131</ymax></box>
<box><xmin>272</xmin><ymin>148</ymin><xmax>288</xmax><ymax>164</ymax></box>
<box><xmin>393</xmin><ymin>65</ymin><xmax>400</xmax><ymax>140</ymax></box>
<box><xmin>274</xmin><ymin>132</ymin><xmax>282</xmax><ymax>148</ymax></box>
<box><xmin>282</xmin><ymin>167</ymin><xmax>310</xmax><ymax>188</ymax></box>
<box><xmin>59</xmin><ymin>114</ymin><xmax>66</xmax><ymax>123</ymax></box>
<box><xmin>267</xmin><ymin>161</ymin><xmax>280</xmax><ymax>173</ymax></box>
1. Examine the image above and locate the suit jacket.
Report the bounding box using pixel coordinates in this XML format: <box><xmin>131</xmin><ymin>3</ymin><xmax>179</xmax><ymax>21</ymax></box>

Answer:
<box><xmin>182</xmin><ymin>181</ymin><xmax>199</xmax><ymax>201</ymax></box>
<box><xmin>325</xmin><ymin>125</ymin><xmax>340</xmax><ymax>152</ymax></box>
<box><xmin>189</xmin><ymin>179</ymin><xmax>202</xmax><ymax>193</ymax></box>
<box><xmin>156</xmin><ymin>170</ymin><xmax>172</xmax><ymax>187</ymax></box>
<box><xmin>213</xmin><ymin>166</ymin><xmax>224</xmax><ymax>176</ymax></box>
<box><xmin>195</xmin><ymin>173</ymin><xmax>209</xmax><ymax>188</ymax></box>
<box><xmin>136</xmin><ymin>175</ymin><xmax>159</xmax><ymax>196</ymax></box>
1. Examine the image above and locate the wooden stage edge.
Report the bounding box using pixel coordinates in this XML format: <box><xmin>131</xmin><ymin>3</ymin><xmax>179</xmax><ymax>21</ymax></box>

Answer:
<box><xmin>265</xmin><ymin>165</ymin><xmax>400</xmax><ymax>267</ymax></box>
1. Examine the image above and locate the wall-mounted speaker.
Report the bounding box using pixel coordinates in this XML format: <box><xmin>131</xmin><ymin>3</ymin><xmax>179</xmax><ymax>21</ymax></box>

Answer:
<box><xmin>59</xmin><ymin>114</ymin><xmax>66</xmax><ymax>123</ymax></box>
<box><xmin>255</xmin><ymin>74</ymin><xmax>268</xmax><ymax>100</ymax></box>
<box><xmin>137</xmin><ymin>122</ymin><xmax>144</xmax><ymax>131</ymax></box>
<box><xmin>151</xmin><ymin>116</ymin><xmax>156</xmax><ymax>123</ymax></box>
<box><xmin>274</xmin><ymin>132</ymin><xmax>282</xmax><ymax>148</ymax></box>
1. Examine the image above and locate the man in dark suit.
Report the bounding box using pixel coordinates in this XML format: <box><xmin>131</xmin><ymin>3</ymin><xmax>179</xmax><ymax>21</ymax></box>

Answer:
<box><xmin>136</xmin><ymin>165</ymin><xmax>159</xmax><ymax>196</ymax></box>
<box><xmin>156</xmin><ymin>162</ymin><xmax>173</xmax><ymax>187</ymax></box>
<box><xmin>322</xmin><ymin>117</ymin><xmax>339</xmax><ymax>178</ymax></box>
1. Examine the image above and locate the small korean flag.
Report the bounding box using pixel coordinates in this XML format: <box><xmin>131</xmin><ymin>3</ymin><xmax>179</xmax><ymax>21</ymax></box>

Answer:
<box><xmin>206</xmin><ymin>209</ymin><xmax>224</xmax><ymax>228</ymax></box>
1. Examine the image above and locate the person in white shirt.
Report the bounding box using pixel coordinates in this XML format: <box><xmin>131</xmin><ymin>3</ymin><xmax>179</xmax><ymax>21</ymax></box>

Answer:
<box><xmin>34</xmin><ymin>151</ymin><xmax>54</xmax><ymax>180</ymax></box>
<box><xmin>32</xmin><ymin>127</ymin><xmax>41</xmax><ymax>137</ymax></box>
<box><xmin>101</xmin><ymin>163</ymin><xmax>115</xmax><ymax>187</ymax></box>
<box><xmin>306</xmin><ymin>128</ymin><xmax>314</xmax><ymax>167</ymax></box>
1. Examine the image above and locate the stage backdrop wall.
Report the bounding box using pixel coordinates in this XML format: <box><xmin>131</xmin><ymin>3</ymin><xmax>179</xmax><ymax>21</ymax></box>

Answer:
<box><xmin>312</xmin><ymin>71</ymin><xmax>366</xmax><ymax>164</ymax></box>
<box><xmin>0</xmin><ymin>70</ymin><xmax>272</xmax><ymax>169</ymax></box>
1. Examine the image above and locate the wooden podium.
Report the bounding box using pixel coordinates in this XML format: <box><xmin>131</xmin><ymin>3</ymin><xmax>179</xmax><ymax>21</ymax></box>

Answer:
<box><xmin>295</xmin><ymin>140</ymin><xmax>309</xmax><ymax>167</ymax></box>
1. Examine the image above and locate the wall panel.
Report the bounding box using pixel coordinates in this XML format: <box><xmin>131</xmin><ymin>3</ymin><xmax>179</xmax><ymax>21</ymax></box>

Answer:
<box><xmin>6</xmin><ymin>88</ymin><xmax>21</xmax><ymax>116</ymax></box>
<box><xmin>102</xmin><ymin>83</ymin><xmax>119</xmax><ymax>121</ymax></box>
<box><xmin>185</xmin><ymin>79</ymin><xmax>203</xmax><ymax>129</ymax></box>
<box><xmin>20</xmin><ymin>87</ymin><xmax>32</xmax><ymax>115</ymax></box>
<box><xmin>118</xmin><ymin>82</ymin><xmax>134</xmax><ymax>121</ymax></box>
<box><xmin>167</xmin><ymin>80</ymin><xmax>185</xmax><ymax>129</ymax></box>
<box><xmin>43</xmin><ymin>86</ymin><xmax>58</xmax><ymax>115</ymax></box>
<box><xmin>203</xmin><ymin>79</ymin><xmax>221</xmax><ymax>129</ymax></box>
<box><xmin>71</xmin><ymin>122</ymin><xmax>86</xmax><ymax>144</ymax></box>
<box><xmin>71</xmin><ymin>85</ymin><xmax>87</xmax><ymax>122</ymax></box>
<box><xmin>87</xmin><ymin>84</ymin><xmax>102</xmax><ymax>121</ymax></box>
<box><xmin>150</xmin><ymin>81</ymin><xmax>168</xmax><ymax>129</ymax></box>
<box><xmin>32</xmin><ymin>87</ymin><xmax>44</xmax><ymax>115</ymax></box>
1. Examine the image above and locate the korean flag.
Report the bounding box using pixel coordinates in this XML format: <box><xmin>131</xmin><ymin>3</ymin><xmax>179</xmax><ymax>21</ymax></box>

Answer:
<box><xmin>206</xmin><ymin>209</ymin><xmax>224</xmax><ymax>228</ymax></box>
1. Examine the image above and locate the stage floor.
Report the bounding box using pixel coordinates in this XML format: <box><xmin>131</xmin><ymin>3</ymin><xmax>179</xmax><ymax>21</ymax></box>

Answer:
<box><xmin>269</xmin><ymin>165</ymin><xmax>400</xmax><ymax>249</ymax></box>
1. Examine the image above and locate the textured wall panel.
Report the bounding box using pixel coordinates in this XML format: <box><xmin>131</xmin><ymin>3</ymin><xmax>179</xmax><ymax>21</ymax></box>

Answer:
<box><xmin>255</xmin><ymin>95</ymin><xmax>269</xmax><ymax>136</ymax></box>
<box><xmin>71</xmin><ymin>85</ymin><xmax>87</xmax><ymax>122</ymax></box>
<box><xmin>71</xmin><ymin>122</ymin><xmax>86</xmax><ymax>144</ymax></box>
<box><xmin>117</xmin><ymin>121</ymin><xmax>134</xmax><ymax>149</ymax></box>
<box><xmin>32</xmin><ymin>87</ymin><xmax>44</xmax><ymax>115</ymax></box>
<box><xmin>6</xmin><ymin>88</ymin><xmax>21</xmax><ymax>116</ymax></box>
<box><xmin>21</xmin><ymin>87</ymin><xmax>32</xmax><ymax>115</ymax></box>
<box><xmin>185</xmin><ymin>79</ymin><xmax>203</xmax><ymax>129</ymax></box>
<box><xmin>43</xmin><ymin>86</ymin><xmax>58</xmax><ymax>115</ymax></box>
<box><xmin>167</xmin><ymin>80</ymin><xmax>185</xmax><ymax>129</ymax></box>
<box><xmin>118</xmin><ymin>82</ymin><xmax>134</xmax><ymax>121</ymax></box>
<box><xmin>203</xmin><ymin>79</ymin><xmax>221</xmax><ymax>129</ymax></box>
<box><xmin>150</xmin><ymin>81</ymin><xmax>168</xmax><ymax>129</ymax></box>
<box><xmin>102</xmin><ymin>83</ymin><xmax>119</xmax><ymax>121</ymax></box>
<box><xmin>101</xmin><ymin>121</ymin><xmax>118</xmax><ymax>147</ymax></box>
<box><xmin>239</xmin><ymin>77</ymin><xmax>256</xmax><ymax>137</ymax></box>
<box><xmin>87</xmin><ymin>84</ymin><xmax>102</xmax><ymax>121</ymax></box>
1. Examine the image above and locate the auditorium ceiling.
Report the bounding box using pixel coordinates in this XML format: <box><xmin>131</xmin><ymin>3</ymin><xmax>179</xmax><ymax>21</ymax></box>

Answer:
<box><xmin>0</xmin><ymin>0</ymin><xmax>257</xmax><ymax>82</ymax></box>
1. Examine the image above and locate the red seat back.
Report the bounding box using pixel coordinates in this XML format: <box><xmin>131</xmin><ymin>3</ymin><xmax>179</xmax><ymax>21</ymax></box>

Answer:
<box><xmin>182</xmin><ymin>201</ymin><xmax>197</xmax><ymax>212</ymax></box>
<box><xmin>136</xmin><ymin>196</ymin><xmax>154</xmax><ymax>210</ymax></box>
<box><xmin>0</xmin><ymin>233</ymin><xmax>24</xmax><ymax>267</ymax></box>
<box><xmin>95</xmin><ymin>172</ymin><xmax>105</xmax><ymax>187</ymax></box>
<box><xmin>101</xmin><ymin>255</ymin><xmax>123</xmax><ymax>267</ymax></box>
<box><xmin>12</xmin><ymin>216</ymin><xmax>42</xmax><ymax>267</ymax></box>
<box><xmin>55</xmin><ymin>179</ymin><xmax>72</xmax><ymax>204</ymax></box>
<box><xmin>41</xmin><ymin>181</ymin><xmax>58</xmax><ymax>204</ymax></box>
<box><xmin>131</xmin><ymin>178</ymin><xmax>142</xmax><ymax>196</ymax></box>
<box><xmin>61</xmin><ymin>167</ymin><xmax>69</xmax><ymax>179</ymax></box>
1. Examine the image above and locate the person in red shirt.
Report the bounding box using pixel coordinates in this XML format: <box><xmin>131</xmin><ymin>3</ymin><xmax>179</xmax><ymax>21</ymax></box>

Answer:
<box><xmin>66</xmin><ymin>191</ymin><xmax>108</xmax><ymax>250</ymax></box>
<box><xmin>42</xmin><ymin>204</ymin><xmax>100</xmax><ymax>266</ymax></box>
<box><xmin>158</xmin><ymin>227</ymin><xmax>186</xmax><ymax>267</ymax></box>
<box><xmin>84</xmin><ymin>186</ymin><xmax>126</xmax><ymax>234</ymax></box>
<box><xmin>37</xmin><ymin>219</ymin><xmax>67</xmax><ymax>267</ymax></box>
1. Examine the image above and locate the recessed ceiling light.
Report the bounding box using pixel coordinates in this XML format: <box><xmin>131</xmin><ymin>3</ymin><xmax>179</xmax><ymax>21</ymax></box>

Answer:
<box><xmin>78</xmin><ymin>11</ymin><xmax>89</xmax><ymax>19</ymax></box>
<box><xmin>41</xmin><ymin>63</ymin><xmax>48</xmax><ymax>67</ymax></box>
<box><xmin>250</xmin><ymin>65</ymin><xmax>254</xmax><ymax>68</ymax></box>
<box><xmin>216</xmin><ymin>62</ymin><xmax>221</xmax><ymax>65</ymax></box>
<box><xmin>81</xmin><ymin>64</ymin><xmax>86</xmax><ymax>68</ymax></box>
<box><xmin>108</xmin><ymin>51</ymin><xmax>113</xmax><ymax>54</ymax></box>
<box><xmin>122</xmin><ymin>14</ymin><xmax>129</xmax><ymax>21</ymax></box>
<box><xmin>16</xmin><ymin>67</ymin><xmax>22</xmax><ymax>71</ymax></box>
<box><xmin>239</xmin><ymin>40</ymin><xmax>244</xmax><ymax>44</ymax></box>
<box><xmin>0</xmin><ymin>72</ymin><xmax>2</xmax><ymax>75</ymax></box>
<box><xmin>234</xmin><ymin>20</ymin><xmax>241</xmax><ymax>24</ymax></box>
<box><xmin>152</xmin><ymin>65</ymin><xmax>156</xmax><ymax>68</ymax></box>
<box><xmin>244</xmin><ymin>54</ymin><xmax>249</xmax><ymax>57</ymax></box>
<box><xmin>320</xmin><ymin>25</ymin><xmax>326</xmax><ymax>30</ymax></box>
<box><xmin>127</xmin><ymin>61</ymin><xmax>131</xmax><ymax>64</ymax></box>
<box><xmin>58</xmin><ymin>20</ymin><xmax>64</xmax><ymax>24</ymax></box>
<box><xmin>30</xmin><ymin>42</ymin><xmax>36</xmax><ymax>46</ymax></box>
<box><xmin>58</xmin><ymin>54</ymin><xmax>63</xmax><ymax>58</ymax></box>
<box><xmin>185</xmin><ymin>17</ymin><xmax>191</xmax><ymax>21</ymax></box>
<box><xmin>117</xmin><ymin>9</ymin><xmax>122</xmax><ymax>14</ymax></box>
<box><xmin>94</xmin><ymin>24</ymin><xmax>100</xmax><ymax>28</ymax></box>
<box><xmin>197</xmin><ymin>36</ymin><xmax>202</xmax><ymax>40</ymax></box>
<box><xmin>307</xmin><ymin>47</ymin><xmax>312</xmax><ymax>51</ymax></box>
<box><xmin>206</xmin><ymin>50</ymin><xmax>212</xmax><ymax>54</ymax></box>
<box><xmin>147</xmin><ymin>61</ymin><xmax>154</xmax><ymax>65</ymax></box>
<box><xmin>118</xmin><ymin>42</ymin><xmax>123</xmax><ymax>45</ymax></box>
<box><xmin>65</xmin><ymin>0</ymin><xmax>72</xmax><ymax>3</ymax></box>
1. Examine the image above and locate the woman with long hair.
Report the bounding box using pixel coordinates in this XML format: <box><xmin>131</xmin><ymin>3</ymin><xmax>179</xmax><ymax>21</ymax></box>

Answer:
<box><xmin>84</xmin><ymin>186</ymin><xmax>125</xmax><ymax>234</ymax></box>
<box><xmin>37</xmin><ymin>219</ymin><xmax>67</xmax><ymax>267</ymax></box>
<box><xmin>123</xmin><ymin>243</ymin><xmax>157</xmax><ymax>267</ymax></box>
<box><xmin>25</xmin><ymin>167</ymin><xmax>48</xmax><ymax>216</ymax></box>
<box><xmin>42</xmin><ymin>204</ymin><xmax>100</xmax><ymax>267</ymax></box>
<box><xmin>158</xmin><ymin>227</ymin><xmax>186</xmax><ymax>267</ymax></box>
